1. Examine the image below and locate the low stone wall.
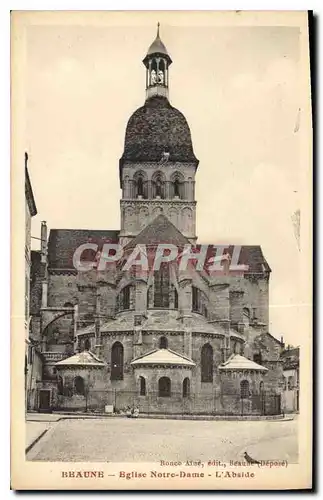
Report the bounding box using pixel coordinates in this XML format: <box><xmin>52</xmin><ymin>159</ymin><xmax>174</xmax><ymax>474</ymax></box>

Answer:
<box><xmin>54</xmin><ymin>389</ymin><xmax>282</xmax><ymax>416</ymax></box>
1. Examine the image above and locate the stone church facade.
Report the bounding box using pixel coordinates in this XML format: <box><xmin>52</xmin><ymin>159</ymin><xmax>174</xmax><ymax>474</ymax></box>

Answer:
<box><xmin>30</xmin><ymin>27</ymin><xmax>284</xmax><ymax>415</ymax></box>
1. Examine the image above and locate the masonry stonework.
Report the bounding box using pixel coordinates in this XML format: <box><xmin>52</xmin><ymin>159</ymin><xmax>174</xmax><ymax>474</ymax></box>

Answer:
<box><xmin>29</xmin><ymin>27</ymin><xmax>285</xmax><ymax>416</ymax></box>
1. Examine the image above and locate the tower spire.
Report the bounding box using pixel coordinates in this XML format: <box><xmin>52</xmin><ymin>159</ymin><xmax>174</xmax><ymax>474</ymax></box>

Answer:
<box><xmin>157</xmin><ymin>22</ymin><xmax>160</xmax><ymax>37</ymax></box>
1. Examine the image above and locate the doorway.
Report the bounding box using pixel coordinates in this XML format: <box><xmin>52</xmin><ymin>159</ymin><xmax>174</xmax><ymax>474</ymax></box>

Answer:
<box><xmin>38</xmin><ymin>390</ymin><xmax>51</xmax><ymax>413</ymax></box>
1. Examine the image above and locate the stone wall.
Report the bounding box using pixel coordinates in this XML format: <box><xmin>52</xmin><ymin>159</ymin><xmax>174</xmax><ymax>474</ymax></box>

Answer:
<box><xmin>47</xmin><ymin>272</ymin><xmax>78</xmax><ymax>307</ymax></box>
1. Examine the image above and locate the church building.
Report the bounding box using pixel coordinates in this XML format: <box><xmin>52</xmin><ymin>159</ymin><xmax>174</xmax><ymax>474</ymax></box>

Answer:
<box><xmin>30</xmin><ymin>26</ymin><xmax>284</xmax><ymax>415</ymax></box>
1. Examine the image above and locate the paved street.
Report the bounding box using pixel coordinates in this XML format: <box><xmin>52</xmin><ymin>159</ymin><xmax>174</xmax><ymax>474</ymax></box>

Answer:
<box><xmin>26</xmin><ymin>421</ymin><xmax>50</xmax><ymax>450</ymax></box>
<box><xmin>27</xmin><ymin>416</ymin><xmax>298</xmax><ymax>463</ymax></box>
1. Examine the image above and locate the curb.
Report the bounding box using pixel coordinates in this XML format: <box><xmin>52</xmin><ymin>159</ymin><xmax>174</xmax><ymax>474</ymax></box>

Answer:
<box><xmin>27</xmin><ymin>413</ymin><xmax>293</xmax><ymax>422</ymax></box>
<box><xmin>25</xmin><ymin>428</ymin><xmax>49</xmax><ymax>454</ymax></box>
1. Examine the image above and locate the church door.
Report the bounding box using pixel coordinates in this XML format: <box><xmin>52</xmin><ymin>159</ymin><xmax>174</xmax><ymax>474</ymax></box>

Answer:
<box><xmin>38</xmin><ymin>390</ymin><xmax>51</xmax><ymax>412</ymax></box>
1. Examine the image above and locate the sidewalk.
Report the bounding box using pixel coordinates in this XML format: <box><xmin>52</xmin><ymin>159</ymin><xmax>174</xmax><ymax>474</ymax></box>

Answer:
<box><xmin>26</xmin><ymin>421</ymin><xmax>51</xmax><ymax>452</ymax></box>
<box><xmin>26</xmin><ymin>411</ymin><xmax>296</xmax><ymax>422</ymax></box>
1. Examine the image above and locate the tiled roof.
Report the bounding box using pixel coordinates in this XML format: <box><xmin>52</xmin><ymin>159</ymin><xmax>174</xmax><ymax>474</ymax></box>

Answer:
<box><xmin>281</xmin><ymin>347</ymin><xmax>300</xmax><ymax>359</ymax></box>
<box><xmin>124</xmin><ymin>214</ymin><xmax>190</xmax><ymax>250</ymax></box>
<box><xmin>200</xmin><ymin>244</ymin><xmax>271</xmax><ymax>275</ymax></box>
<box><xmin>55</xmin><ymin>350</ymin><xmax>106</xmax><ymax>367</ymax></box>
<box><xmin>48</xmin><ymin>228</ymin><xmax>119</xmax><ymax>269</ymax></box>
<box><xmin>46</xmin><ymin>222</ymin><xmax>270</xmax><ymax>274</ymax></box>
<box><xmin>219</xmin><ymin>354</ymin><xmax>268</xmax><ymax>372</ymax></box>
<box><xmin>76</xmin><ymin>310</ymin><xmax>226</xmax><ymax>337</ymax></box>
<box><xmin>281</xmin><ymin>347</ymin><xmax>299</xmax><ymax>370</ymax></box>
<box><xmin>119</xmin><ymin>96</ymin><xmax>198</xmax><ymax>170</ymax></box>
<box><xmin>131</xmin><ymin>348</ymin><xmax>195</xmax><ymax>367</ymax></box>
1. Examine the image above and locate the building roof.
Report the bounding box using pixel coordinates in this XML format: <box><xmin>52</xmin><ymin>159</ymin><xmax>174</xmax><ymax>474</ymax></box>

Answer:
<box><xmin>119</xmin><ymin>96</ymin><xmax>199</xmax><ymax>172</ymax></box>
<box><xmin>25</xmin><ymin>162</ymin><xmax>37</xmax><ymax>216</ymax></box>
<box><xmin>124</xmin><ymin>214</ymin><xmax>190</xmax><ymax>250</ymax></box>
<box><xmin>48</xmin><ymin>228</ymin><xmax>119</xmax><ymax>269</ymax></box>
<box><xmin>219</xmin><ymin>354</ymin><xmax>268</xmax><ymax>372</ymax></box>
<box><xmin>143</xmin><ymin>24</ymin><xmax>172</xmax><ymax>64</ymax></box>
<box><xmin>131</xmin><ymin>348</ymin><xmax>195</xmax><ymax>367</ymax></box>
<box><xmin>146</xmin><ymin>34</ymin><xmax>169</xmax><ymax>58</ymax></box>
<box><xmin>55</xmin><ymin>350</ymin><xmax>106</xmax><ymax>367</ymax></box>
<box><xmin>47</xmin><ymin>223</ymin><xmax>270</xmax><ymax>276</ymax></box>
<box><xmin>76</xmin><ymin>309</ymin><xmax>226</xmax><ymax>337</ymax></box>
<box><xmin>203</xmin><ymin>244</ymin><xmax>271</xmax><ymax>275</ymax></box>
<box><xmin>281</xmin><ymin>346</ymin><xmax>299</xmax><ymax>370</ymax></box>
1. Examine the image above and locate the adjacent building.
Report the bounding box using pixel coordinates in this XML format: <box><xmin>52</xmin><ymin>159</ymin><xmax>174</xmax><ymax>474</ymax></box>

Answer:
<box><xmin>281</xmin><ymin>346</ymin><xmax>300</xmax><ymax>413</ymax></box>
<box><xmin>25</xmin><ymin>153</ymin><xmax>41</xmax><ymax>409</ymax></box>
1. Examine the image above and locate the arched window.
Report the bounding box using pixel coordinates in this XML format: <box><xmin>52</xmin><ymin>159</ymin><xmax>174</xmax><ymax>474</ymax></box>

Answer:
<box><xmin>243</xmin><ymin>307</ymin><xmax>250</xmax><ymax>327</ymax></box>
<box><xmin>201</xmin><ymin>343</ymin><xmax>213</xmax><ymax>382</ymax></box>
<box><xmin>253</xmin><ymin>352</ymin><xmax>262</xmax><ymax>365</ymax></box>
<box><xmin>259</xmin><ymin>381</ymin><xmax>264</xmax><ymax>394</ymax></box>
<box><xmin>139</xmin><ymin>376</ymin><xmax>146</xmax><ymax>396</ymax></box>
<box><xmin>170</xmin><ymin>172</ymin><xmax>184</xmax><ymax>199</ymax></box>
<box><xmin>192</xmin><ymin>286</ymin><xmax>204</xmax><ymax>314</ymax></box>
<box><xmin>154</xmin><ymin>264</ymin><xmax>170</xmax><ymax>308</ymax></box>
<box><xmin>137</xmin><ymin>176</ymin><xmax>144</xmax><ymax>197</ymax></box>
<box><xmin>152</xmin><ymin>172</ymin><xmax>165</xmax><ymax>199</ymax></box>
<box><xmin>159</xmin><ymin>336</ymin><xmax>168</xmax><ymax>349</ymax></box>
<box><xmin>119</xmin><ymin>285</ymin><xmax>131</xmax><ymax>311</ymax></box>
<box><xmin>158</xmin><ymin>59</ymin><xmax>165</xmax><ymax>84</ymax></box>
<box><xmin>158</xmin><ymin>377</ymin><xmax>171</xmax><ymax>397</ymax></box>
<box><xmin>155</xmin><ymin>177</ymin><xmax>162</xmax><ymax>197</ymax></box>
<box><xmin>111</xmin><ymin>342</ymin><xmax>124</xmax><ymax>381</ymax></box>
<box><xmin>84</xmin><ymin>338</ymin><xmax>91</xmax><ymax>351</ymax></box>
<box><xmin>57</xmin><ymin>376</ymin><xmax>63</xmax><ymax>395</ymax></box>
<box><xmin>174</xmin><ymin>179</ymin><xmax>180</xmax><ymax>197</ymax></box>
<box><xmin>74</xmin><ymin>376</ymin><xmax>85</xmax><ymax>396</ymax></box>
<box><xmin>183</xmin><ymin>378</ymin><xmax>190</xmax><ymax>398</ymax></box>
<box><xmin>240</xmin><ymin>380</ymin><xmax>250</xmax><ymax>399</ymax></box>
<box><xmin>64</xmin><ymin>302</ymin><xmax>73</xmax><ymax>308</ymax></box>
<box><xmin>174</xmin><ymin>288</ymin><xmax>178</xmax><ymax>309</ymax></box>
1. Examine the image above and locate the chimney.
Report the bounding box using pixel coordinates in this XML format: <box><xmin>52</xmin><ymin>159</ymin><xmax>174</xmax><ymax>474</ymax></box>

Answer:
<box><xmin>40</xmin><ymin>221</ymin><xmax>48</xmax><ymax>263</ymax></box>
<box><xmin>94</xmin><ymin>287</ymin><xmax>102</xmax><ymax>356</ymax></box>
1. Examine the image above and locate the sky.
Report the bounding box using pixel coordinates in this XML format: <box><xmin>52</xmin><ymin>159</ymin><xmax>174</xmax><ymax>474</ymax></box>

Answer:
<box><xmin>22</xmin><ymin>14</ymin><xmax>309</xmax><ymax>345</ymax></box>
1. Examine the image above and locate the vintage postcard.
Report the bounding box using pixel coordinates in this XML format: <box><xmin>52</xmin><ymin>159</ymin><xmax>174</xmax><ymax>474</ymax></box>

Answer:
<box><xmin>11</xmin><ymin>10</ymin><xmax>312</xmax><ymax>490</ymax></box>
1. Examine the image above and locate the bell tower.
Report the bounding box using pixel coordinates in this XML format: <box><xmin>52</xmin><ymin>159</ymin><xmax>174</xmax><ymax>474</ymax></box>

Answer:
<box><xmin>119</xmin><ymin>25</ymin><xmax>199</xmax><ymax>247</ymax></box>
<box><xmin>143</xmin><ymin>23</ymin><xmax>172</xmax><ymax>101</ymax></box>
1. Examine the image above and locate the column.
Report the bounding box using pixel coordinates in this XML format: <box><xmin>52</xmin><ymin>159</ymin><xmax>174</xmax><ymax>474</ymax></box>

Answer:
<box><xmin>148</xmin><ymin>59</ymin><xmax>152</xmax><ymax>85</ymax></box>
<box><xmin>156</xmin><ymin>58</ymin><xmax>160</xmax><ymax>82</ymax></box>
<box><xmin>148</xmin><ymin>180</ymin><xmax>153</xmax><ymax>199</ymax></box>
<box><xmin>165</xmin><ymin>180</ymin><xmax>171</xmax><ymax>199</ymax></box>
<box><xmin>184</xmin><ymin>181</ymin><xmax>189</xmax><ymax>200</ymax></box>
<box><xmin>129</xmin><ymin>180</ymin><xmax>134</xmax><ymax>199</ymax></box>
